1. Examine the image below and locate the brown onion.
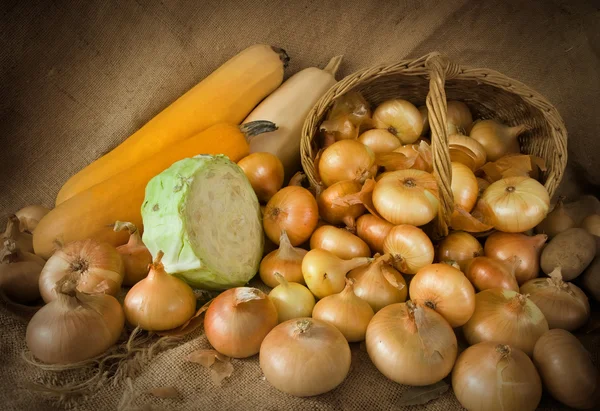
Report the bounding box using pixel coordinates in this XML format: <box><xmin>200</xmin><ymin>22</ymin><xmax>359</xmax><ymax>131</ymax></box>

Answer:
<box><xmin>259</xmin><ymin>230</ymin><xmax>307</xmax><ymax>288</ymax></box>
<box><xmin>383</xmin><ymin>225</ymin><xmax>434</xmax><ymax>274</ymax></box>
<box><xmin>317</xmin><ymin>180</ymin><xmax>366</xmax><ymax>228</ymax></box>
<box><xmin>464</xmin><ymin>256</ymin><xmax>519</xmax><ymax>292</ymax></box>
<box><xmin>484</xmin><ymin>232</ymin><xmax>547</xmax><ymax>284</ymax></box>
<box><xmin>356</xmin><ymin>214</ymin><xmax>394</xmax><ymax>254</ymax></box>
<box><xmin>436</xmin><ymin>231</ymin><xmax>483</xmax><ymax>271</ymax></box>
<box><xmin>309</xmin><ymin>225</ymin><xmax>370</xmax><ymax>260</ymax></box>
<box><xmin>113</xmin><ymin>221</ymin><xmax>151</xmax><ymax>286</ymax></box>
<box><xmin>318</xmin><ymin>139</ymin><xmax>376</xmax><ymax>187</ymax></box>
<box><xmin>238</xmin><ymin>152</ymin><xmax>285</xmax><ymax>203</ymax></box>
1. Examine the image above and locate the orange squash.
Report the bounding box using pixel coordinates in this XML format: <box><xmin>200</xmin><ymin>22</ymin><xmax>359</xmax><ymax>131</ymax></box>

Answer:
<box><xmin>55</xmin><ymin>44</ymin><xmax>288</xmax><ymax>205</ymax></box>
<box><xmin>34</xmin><ymin>122</ymin><xmax>275</xmax><ymax>258</ymax></box>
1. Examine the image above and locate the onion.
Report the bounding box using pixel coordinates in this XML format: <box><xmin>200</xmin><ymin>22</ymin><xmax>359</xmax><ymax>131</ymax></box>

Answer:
<box><xmin>268</xmin><ymin>273</ymin><xmax>315</xmax><ymax>323</ymax></box>
<box><xmin>204</xmin><ymin>287</ymin><xmax>278</xmax><ymax>358</ymax></box>
<box><xmin>446</xmin><ymin>101</ymin><xmax>473</xmax><ymax>133</ymax></box>
<box><xmin>26</xmin><ymin>274</ymin><xmax>124</xmax><ymax>364</ymax></box>
<box><xmin>358</xmin><ymin>129</ymin><xmax>401</xmax><ymax>154</ymax></box>
<box><xmin>320</xmin><ymin>116</ymin><xmax>359</xmax><ymax>143</ymax></box>
<box><xmin>476</xmin><ymin>177</ymin><xmax>490</xmax><ymax>197</ymax></box>
<box><xmin>312</xmin><ymin>278</ymin><xmax>374</xmax><ymax>342</ymax></box>
<box><xmin>484</xmin><ymin>232</ymin><xmax>547</xmax><ymax>284</ymax></box>
<box><xmin>452</xmin><ymin>342</ymin><xmax>542</xmax><ymax>411</ymax></box>
<box><xmin>535</xmin><ymin>196</ymin><xmax>575</xmax><ymax>238</ymax></box>
<box><xmin>520</xmin><ymin>267</ymin><xmax>590</xmax><ymax>331</ymax></box>
<box><xmin>533</xmin><ymin>329</ymin><xmax>600</xmax><ymax>409</ymax></box>
<box><xmin>463</xmin><ymin>288</ymin><xmax>549</xmax><ymax>356</ymax></box>
<box><xmin>238</xmin><ymin>152</ymin><xmax>285</xmax><ymax>203</ymax></box>
<box><xmin>392</xmin><ymin>143</ymin><xmax>432</xmax><ymax>172</ymax></box>
<box><xmin>38</xmin><ymin>239</ymin><xmax>124</xmax><ymax>303</ymax></box>
<box><xmin>373</xmin><ymin>169</ymin><xmax>439</xmax><ymax>226</ymax></box>
<box><xmin>366</xmin><ymin>301</ymin><xmax>457</xmax><ymax>386</ymax></box>
<box><xmin>479</xmin><ymin>176</ymin><xmax>550</xmax><ymax>233</ymax></box>
<box><xmin>2</xmin><ymin>215</ymin><xmax>33</xmax><ymax>254</ymax></box>
<box><xmin>464</xmin><ymin>256</ymin><xmax>519</xmax><ymax>292</ymax></box>
<box><xmin>15</xmin><ymin>205</ymin><xmax>50</xmax><ymax>233</ymax></box>
<box><xmin>124</xmin><ymin>251</ymin><xmax>196</xmax><ymax>331</ymax></box>
<box><xmin>409</xmin><ymin>263</ymin><xmax>475</xmax><ymax>327</ymax></box>
<box><xmin>469</xmin><ymin>119</ymin><xmax>527</xmax><ymax>161</ymax></box>
<box><xmin>309</xmin><ymin>225</ymin><xmax>371</xmax><ymax>259</ymax></box>
<box><xmin>448</xmin><ymin>134</ymin><xmax>487</xmax><ymax>171</ymax></box>
<box><xmin>347</xmin><ymin>254</ymin><xmax>407</xmax><ymax>312</ymax></box>
<box><xmin>383</xmin><ymin>225</ymin><xmax>434</xmax><ymax>274</ymax></box>
<box><xmin>317</xmin><ymin>180</ymin><xmax>366</xmax><ymax>228</ymax></box>
<box><xmin>260</xmin><ymin>318</ymin><xmax>351</xmax><ymax>397</ymax></box>
<box><xmin>318</xmin><ymin>139</ymin><xmax>376</xmax><ymax>187</ymax></box>
<box><xmin>327</xmin><ymin>91</ymin><xmax>371</xmax><ymax>126</ymax></box>
<box><xmin>302</xmin><ymin>249</ymin><xmax>370</xmax><ymax>299</ymax></box>
<box><xmin>355</xmin><ymin>214</ymin><xmax>394</xmax><ymax>254</ymax></box>
<box><xmin>581</xmin><ymin>213</ymin><xmax>600</xmax><ymax>237</ymax></box>
<box><xmin>451</xmin><ymin>162</ymin><xmax>478</xmax><ymax>212</ymax></box>
<box><xmin>436</xmin><ymin>231</ymin><xmax>483</xmax><ymax>271</ymax></box>
<box><xmin>113</xmin><ymin>221</ymin><xmax>151</xmax><ymax>286</ymax></box>
<box><xmin>372</xmin><ymin>99</ymin><xmax>423</xmax><ymax>144</ymax></box>
<box><xmin>263</xmin><ymin>186</ymin><xmax>319</xmax><ymax>246</ymax></box>
<box><xmin>259</xmin><ymin>230</ymin><xmax>307</xmax><ymax>288</ymax></box>
<box><xmin>418</xmin><ymin>105</ymin><xmax>429</xmax><ymax>135</ymax></box>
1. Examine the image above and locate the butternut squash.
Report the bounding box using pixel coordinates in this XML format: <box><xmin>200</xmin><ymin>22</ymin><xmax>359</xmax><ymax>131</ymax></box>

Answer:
<box><xmin>34</xmin><ymin>122</ymin><xmax>276</xmax><ymax>259</ymax></box>
<box><xmin>55</xmin><ymin>44</ymin><xmax>288</xmax><ymax>206</ymax></box>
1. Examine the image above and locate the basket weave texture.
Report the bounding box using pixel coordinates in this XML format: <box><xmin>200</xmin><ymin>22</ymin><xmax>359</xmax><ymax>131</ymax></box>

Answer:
<box><xmin>301</xmin><ymin>52</ymin><xmax>568</xmax><ymax>237</ymax></box>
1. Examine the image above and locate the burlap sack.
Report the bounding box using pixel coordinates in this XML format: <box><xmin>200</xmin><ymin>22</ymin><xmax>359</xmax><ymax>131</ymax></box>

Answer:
<box><xmin>1</xmin><ymin>0</ymin><xmax>598</xmax><ymax>409</ymax></box>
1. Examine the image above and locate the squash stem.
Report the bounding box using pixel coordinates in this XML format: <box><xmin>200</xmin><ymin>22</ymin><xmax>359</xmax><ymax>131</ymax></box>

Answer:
<box><xmin>240</xmin><ymin>121</ymin><xmax>278</xmax><ymax>141</ymax></box>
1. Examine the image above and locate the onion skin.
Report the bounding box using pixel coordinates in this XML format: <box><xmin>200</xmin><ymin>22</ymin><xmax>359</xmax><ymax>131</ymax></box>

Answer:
<box><xmin>462</xmin><ymin>289</ymin><xmax>549</xmax><ymax>356</ymax></box>
<box><xmin>409</xmin><ymin>263</ymin><xmax>475</xmax><ymax>327</ymax></box>
<box><xmin>317</xmin><ymin>180</ymin><xmax>365</xmax><ymax>228</ymax></box>
<box><xmin>452</xmin><ymin>342</ymin><xmax>542</xmax><ymax>411</ymax></box>
<box><xmin>383</xmin><ymin>225</ymin><xmax>434</xmax><ymax>274</ymax></box>
<box><xmin>533</xmin><ymin>329</ymin><xmax>600</xmax><ymax>409</ymax></box>
<box><xmin>366</xmin><ymin>301</ymin><xmax>457</xmax><ymax>386</ymax></box>
<box><xmin>484</xmin><ymin>232</ymin><xmax>547</xmax><ymax>284</ymax></box>
<box><xmin>259</xmin><ymin>318</ymin><xmax>351</xmax><ymax>397</ymax></box>
<box><xmin>436</xmin><ymin>231</ymin><xmax>483</xmax><ymax>272</ymax></box>
<box><xmin>310</xmin><ymin>225</ymin><xmax>371</xmax><ymax>260</ymax></box>
<box><xmin>356</xmin><ymin>214</ymin><xmax>394</xmax><ymax>254</ymax></box>
<box><xmin>318</xmin><ymin>139</ymin><xmax>376</xmax><ymax>187</ymax></box>
<box><xmin>238</xmin><ymin>152</ymin><xmax>284</xmax><ymax>203</ymax></box>
<box><xmin>464</xmin><ymin>256</ymin><xmax>519</xmax><ymax>292</ymax></box>
<box><xmin>448</xmin><ymin>134</ymin><xmax>486</xmax><ymax>171</ymax></box>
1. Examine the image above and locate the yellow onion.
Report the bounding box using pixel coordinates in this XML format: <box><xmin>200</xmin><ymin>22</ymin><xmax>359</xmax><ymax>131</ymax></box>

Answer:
<box><xmin>373</xmin><ymin>169</ymin><xmax>439</xmax><ymax>226</ymax></box>
<box><xmin>464</xmin><ymin>256</ymin><xmax>519</xmax><ymax>292</ymax></box>
<box><xmin>436</xmin><ymin>231</ymin><xmax>483</xmax><ymax>272</ymax></box>
<box><xmin>317</xmin><ymin>180</ymin><xmax>366</xmax><ymax>228</ymax></box>
<box><xmin>392</xmin><ymin>143</ymin><xmax>432</xmax><ymax>172</ymax></box>
<box><xmin>409</xmin><ymin>263</ymin><xmax>476</xmax><ymax>327</ymax></box>
<box><xmin>479</xmin><ymin>176</ymin><xmax>550</xmax><ymax>232</ymax></box>
<box><xmin>312</xmin><ymin>278</ymin><xmax>374</xmax><ymax>342</ymax></box>
<box><xmin>470</xmin><ymin>119</ymin><xmax>527</xmax><ymax>161</ymax></box>
<box><xmin>309</xmin><ymin>225</ymin><xmax>371</xmax><ymax>260</ymax></box>
<box><xmin>260</xmin><ymin>318</ymin><xmax>351</xmax><ymax>397</ymax></box>
<box><xmin>358</xmin><ymin>129</ymin><xmax>401</xmax><ymax>154</ymax></box>
<box><xmin>0</xmin><ymin>238</ymin><xmax>44</xmax><ymax>303</ymax></box>
<box><xmin>448</xmin><ymin>134</ymin><xmax>487</xmax><ymax>171</ymax></box>
<box><xmin>268</xmin><ymin>273</ymin><xmax>315</xmax><ymax>323</ymax></box>
<box><xmin>366</xmin><ymin>301</ymin><xmax>457</xmax><ymax>386</ymax></box>
<box><xmin>15</xmin><ymin>205</ymin><xmax>50</xmax><ymax>233</ymax></box>
<box><xmin>446</xmin><ymin>101</ymin><xmax>473</xmax><ymax>133</ymax></box>
<box><xmin>320</xmin><ymin>116</ymin><xmax>359</xmax><ymax>143</ymax></box>
<box><xmin>327</xmin><ymin>91</ymin><xmax>371</xmax><ymax>124</ymax></box>
<box><xmin>2</xmin><ymin>215</ymin><xmax>33</xmax><ymax>253</ymax></box>
<box><xmin>372</xmin><ymin>99</ymin><xmax>423</xmax><ymax>144</ymax></box>
<box><xmin>238</xmin><ymin>152</ymin><xmax>285</xmax><ymax>203</ymax></box>
<box><xmin>355</xmin><ymin>214</ymin><xmax>394</xmax><ymax>254</ymax></box>
<box><xmin>348</xmin><ymin>254</ymin><xmax>407</xmax><ymax>312</ymax></box>
<box><xmin>484</xmin><ymin>232</ymin><xmax>547</xmax><ymax>284</ymax></box>
<box><xmin>453</xmin><ymin>342</ymin><xmax>542</xmax><ymax>411</ymax></box>
<box><xmin>535</xmin><ymin>196</ymin><xmax>575</xmax><ymax>238</ymax></box>
<box><xmin>520</xmin><ymin>267</ymin><xmax>590</xmax><ymax>331</ymax></box>
<box><xmin>451</xmin><ymin>162</ymin><xmax>478</xmax><ymax>212</ymax></box>
<box><xmin>204</xmin><ymin>287</ymin><xmax>278</xmax><ymax>358</ymax></box>
<box><xmin>259</xmin><ymin>230</ymin><xmax>307</xmax><ymax>288</ymax></box>
<box><xmin>113</xmin><ymin>221</ymin><xmax>151</xmax><ymax>286</ymax></box>
<box><xmin>318</xmin><ymin>139</ymin><xmax>376</xmax><ymax>187</ymax></box>
<box><xmin>463</xmin><ymin>288</ymin><xmax>549</xmax><ymax>356</ymax></box>
<box><xmin>533</xmin><ymin>329</ymin><xmax>600</xmax><ymax>409</ymax></box>
<box><xmin>383</xmin><ymin>225</ymin><xmax>434</xmax><ymax>274</ymax></box>
<box><xmin>476</xmin><ymin>177</ymin><xmax>490</xmax><ymax>197</ymax></box>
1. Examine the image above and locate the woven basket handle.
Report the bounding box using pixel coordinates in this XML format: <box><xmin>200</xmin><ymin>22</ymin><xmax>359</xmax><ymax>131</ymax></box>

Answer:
<box><xmin>424</xmin><ymin>53</ymin><xmax>461</xmax><ymax>238</ymax></box>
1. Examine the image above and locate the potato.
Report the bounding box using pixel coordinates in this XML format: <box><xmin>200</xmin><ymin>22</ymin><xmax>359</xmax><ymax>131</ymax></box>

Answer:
<box><xmin>541</xmin><ymin>228</ymin><xmax>596</xmax><ymax>281</ymax></box>
<box><xmin>580</xmin><ymin>237</ymin><xmax>600</xmax><ymax>301</ymax></box>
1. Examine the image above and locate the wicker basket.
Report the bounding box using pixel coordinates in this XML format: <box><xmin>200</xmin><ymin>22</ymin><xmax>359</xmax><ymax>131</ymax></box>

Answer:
<box><xmin>301</xmin><ymin>52</ymin><xmax>568</xmax><ymax>238</ymax></box>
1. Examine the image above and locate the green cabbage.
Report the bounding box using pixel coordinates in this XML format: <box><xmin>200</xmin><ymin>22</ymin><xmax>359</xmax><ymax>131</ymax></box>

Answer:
<box><xmin>141</xmin><ymin>155</ymin><xmax>263</xmax><ymax>289</ymax></box>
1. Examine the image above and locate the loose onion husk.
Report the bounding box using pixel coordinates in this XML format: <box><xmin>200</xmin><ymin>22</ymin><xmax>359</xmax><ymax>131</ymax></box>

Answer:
<box><xmin>358</xmin><ymin>129</ymin><xmax>401</xmax><ymax>154</ymax></box>
<box><xmin>204</xmin><ymin>287</ymin><xmax>278</xmax><ymax>358</ymax></box>
<box><xmin>238</xmin><ymin>152</ymin><xmax>285</xmax><ymax>203</ymax></box>
<box><xmin>520</xmin><ymin>267</ymin><xmax>590</xmax><ymax>331</ymax></box>
<box><xmin>581</xmin><ymin>213</ymin><xmax>600</xmax><ymax>237</ymax></box>
<box><xmin>38</xmin><ymin>239</ymin><xmax>124</xmax><ymax>303</ymax></box>
<box><xmin>448</xmin><ymin>134</ymin><xmax>487</xmax><ymax>171</ymax></box>
<box><xmin>312</xmin><ymin>278</ymin><xmax>374</xmax><ymax>342</ymax></box>
<box><xmin>320</xmin><ymin>116</ymin><xmax>359</xmax><ymax>144</ymax></box>
<box><xmin>484</xmin><ymin>232</ymin><xmax>547</xmax><ymax>284</ymax></box>
<box><xmin>436</xmin><ymin>231</ymin><xmax>483</xmax><ymax>272</ymax></box>
<box><xmin>15</xmin><ymin>205</ymin><xmax>50</xmax><ymax>233</ymax></box>
<box><xmin>269</xmin><ymin>273</ymin><xmax>315</xmax><ymax>323</ymax></box>
<box><xmin>479</xmin><ymin>176</ymin><xmax>550</xmax><ymax>233</ymax></box>
<box><xmin>464</xmin><ymin>256</ymin><xmax>519</xmax><ymax>292</ymax></box>
<box><xmin>533</xmin><ymin>329</ymin><xmax>600</xmax><ymax>409</ymax></box>
<box><xmin>318</xmin><ymin>139</ymin><xmax>376</xmax><ymax>187</ymax></box>
<box><xmin>535</xmin><ymin>196</ymin><xmax>576</xmax><ymax>238</ymax></box>
<box><xmin>469</xmin><ymin>120</ymin><xmax>527</xmax><ymax>162</ymax></box>
<box><xmin>260</xmin><ymin>318</ymin><xmax>351</xmax><ymax>397</ymax></box>
<box><xmin>463</xmin><ymin>288</ymin><xmax>549</xmax><ymax>356</ymax></box>
<box><xmin>113</xmin><ymin>221</ymin><xmax>151</xmax><ymax>286</ymax></box>
<box><xmin>259</xmin><ymin>230</ymin><xmax>307</xmax><ymax>288</ymax></box>
<box><xmin>347</xmin><ymin>254</ymin><xmax>407</xmax><ymax>312</ymax></box>
<box><xmin>451</xmin><ymin>162</ymin><xmax>478</xmax><ymax>212</ymax></box>
<box><xmin>317</xmin><ymin>180</ymin><xmax>367</xmax><ymax>228</ymax></box>
<box><xmin>326</xmin><ymin>91</ymin><xmax>371</xmax><ymax>126</ymax></box>
<box><xmin>375</xmin><ymin>141</ymin><xmax>433</xmax><ymax>173</ymax></box>
<box><xmin>452</xmin><ymin>342</ymin><xmax>542</xmax><ymax>411</ymax></box>
<box><xmin>309</xmin><ymin>225</ymin><xmax>371</xmax><ymax>260</ymax></box>
<box><xmin>373</xmin><ymin>169</ymin><xmax>439</xmax><ymax>226</ymax></box>
<box><xmin>366</xmin><ymin>301</ymin><xmax>457</xmax><ymax>386</ymax></box>
<box><xmin>409</xmin><ymin>263</ymin><xmax>475</xmax><ymax>327</ymax></box>
<box><xmin>372</xmin><ymin>99</ymin><xmax>423</xmax><ymax>144</ymax></box>
<box><xmin>355</xmin><ymin>214</ymin><xmax>394</xmax><ymax>254</ymax></box>
<box><xmin>263</xmin><ymin>186</ymin><xmax>319</xmax><ymax>246</ymax></box>
<box><xmin>2</xmin><ymin>215</ymin><xmax>33</xmax><ymax>254</ymax></box>
<box><xmin>383</xmin><ymin>225</ymin><xmax>434</xmax><ymax>274</ymax></box>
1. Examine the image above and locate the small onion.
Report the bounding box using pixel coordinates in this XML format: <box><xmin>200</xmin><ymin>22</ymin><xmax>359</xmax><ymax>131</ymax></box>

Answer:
<box><xmin>366</xmin><ymin>301</ymin><xmax>457</xmax><ymax>386</ymax></box>
<box><xmin>383</xmin><ymin>225</ymin><xmax>434</xmax><ymax>274</ymax></box>
<box><xmin>0</xmin><ymin>239</ymin><xmax>44</xmax><ymax>303</ymax></box>
<box><xmin>318</xmin><ymin>139</ymin><xmax>376</xmax><ymax>187</ymax></box>
<box><xmin>446</xmin><ymin>101</ymin><xmax>473</xmax><ymax>133</ymax></box>
<box><xmin>15</xmin><ymin>205</ymin><xmax>50</xmax><ymax>233</ymax></box>
<box><xmin>358</xmin><ymin>129</ymin><xmax>401</xmax><ymax>154</ymax></box>
<box><xmin>463</xmin><ymin>288</ymin><xmax>549</xmax><ymax>356</ymax></box>
<box><xmin>464</xmin><ymin>256</ymin><xmax>519</xmax><ymax>292</ymax></box>
<box><xmin>317</xmin><ymin>180</ymin><xmax>366</xmax><ymax>228</ymax></box>
<box><xmin>448</xmin><ymin>134</ymin><xmax>487</xmax><ymax>171</ymax></box>
<box><xmin>113</xmin><ymin>221</ymin><xmax>151</xmax><ymax>286</ymax></box>
<box><xmin>469</xmin><ymin>119</ymin><xmax>527</xmax><ymax>162</ymax></box>
<box><xmin>373</xmin><ymin>169</ymin><xmax>439</xmax><ymax>226</ymax></box>
<box><xmin>238</xmin><ymin>152</ymin><xmax>285</xmax><ymax>203</ymax></box>
<box><xmin>452</xmin><ymin>342</ymin><xmax>542</xmax><ymax>411</ymax></box>
<box><xmin>581</xmin><ymin>213</ymin><xmax>600</xmax><ymax>237</ymax></box>
<box><xmin>409</xmin><ymin>263</ymin><xmax>476</xmax><ymax>327</ymax></box>
<box><xmin>355</xmin><ymin>214</ymin><xmax>394</xmax><ymax>254</ymax></box>
<box><xmin>535</xmin><ymin>196</ymin><xmax>575</xmax><ymax>238</ymax></box>
<box><xmin>533</xmin><ymin>329</ymin><xmax>600</xmax><ymax>409</ymax></box>
<box><xmin>451</xmin><ymin>162</ymin><xmax>478</xmax><ymax>212</ymax></box>
<box><xmin>204</xmin><ymin>287</ymin><xmax>278</xmax><ymax>358</ymax></box>
<box><xmin>372</xmin><ymin>99</ymin><xmax>423</xmax><ymax>144</ymax></box>
<box><xmin>269</xmin><ymin>273</ymin><xmax>315</xmax><ymax>323</ymax></box>
<box><xmin>436</xmin><ymin>231</ymin><xmax>483</xmax><ymax>272</ymax></box>
<box><xmin>263</xmin><ymin>186</ymin><xmax>319</xmax><ymax>246</ymax></box>
<box><xmin>2</xmin><ymin>215</ymin><xmax>33</xmax><ymax>254</ymax></box>
<box><xmin>260</xmin><ymin>318</ymin><xmax>351</xmax><ymax>397</ymax></box>
<box><xmin>309</xmin><ymin>225</ymin><xmax>371</xmax><ymax>260</ymax></box>
<box><xmin>520</xmin><ymin>267</ymin><xmax>590</xmax><ymax>331</ymax></box>
<box><xmin>484</xmin><ymin>232</ymin><xmax>547</xmax><ymax>284</ymax></box>
<box><xmin>259</xmin><ymin>230</ymin><xmax>307</xmax><ymax>288</ymax></box>
<box><xmin>479</xmin><ymin>176</ymin><xmax>550</xmax><ymax>233</ymax></box>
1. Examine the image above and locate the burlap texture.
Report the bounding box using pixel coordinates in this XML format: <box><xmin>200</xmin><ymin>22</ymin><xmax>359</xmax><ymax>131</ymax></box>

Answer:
<box><xmin>1</xmin><ymin>0</ymin><xmax>599</xmax><ymax>409</ymax></box>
